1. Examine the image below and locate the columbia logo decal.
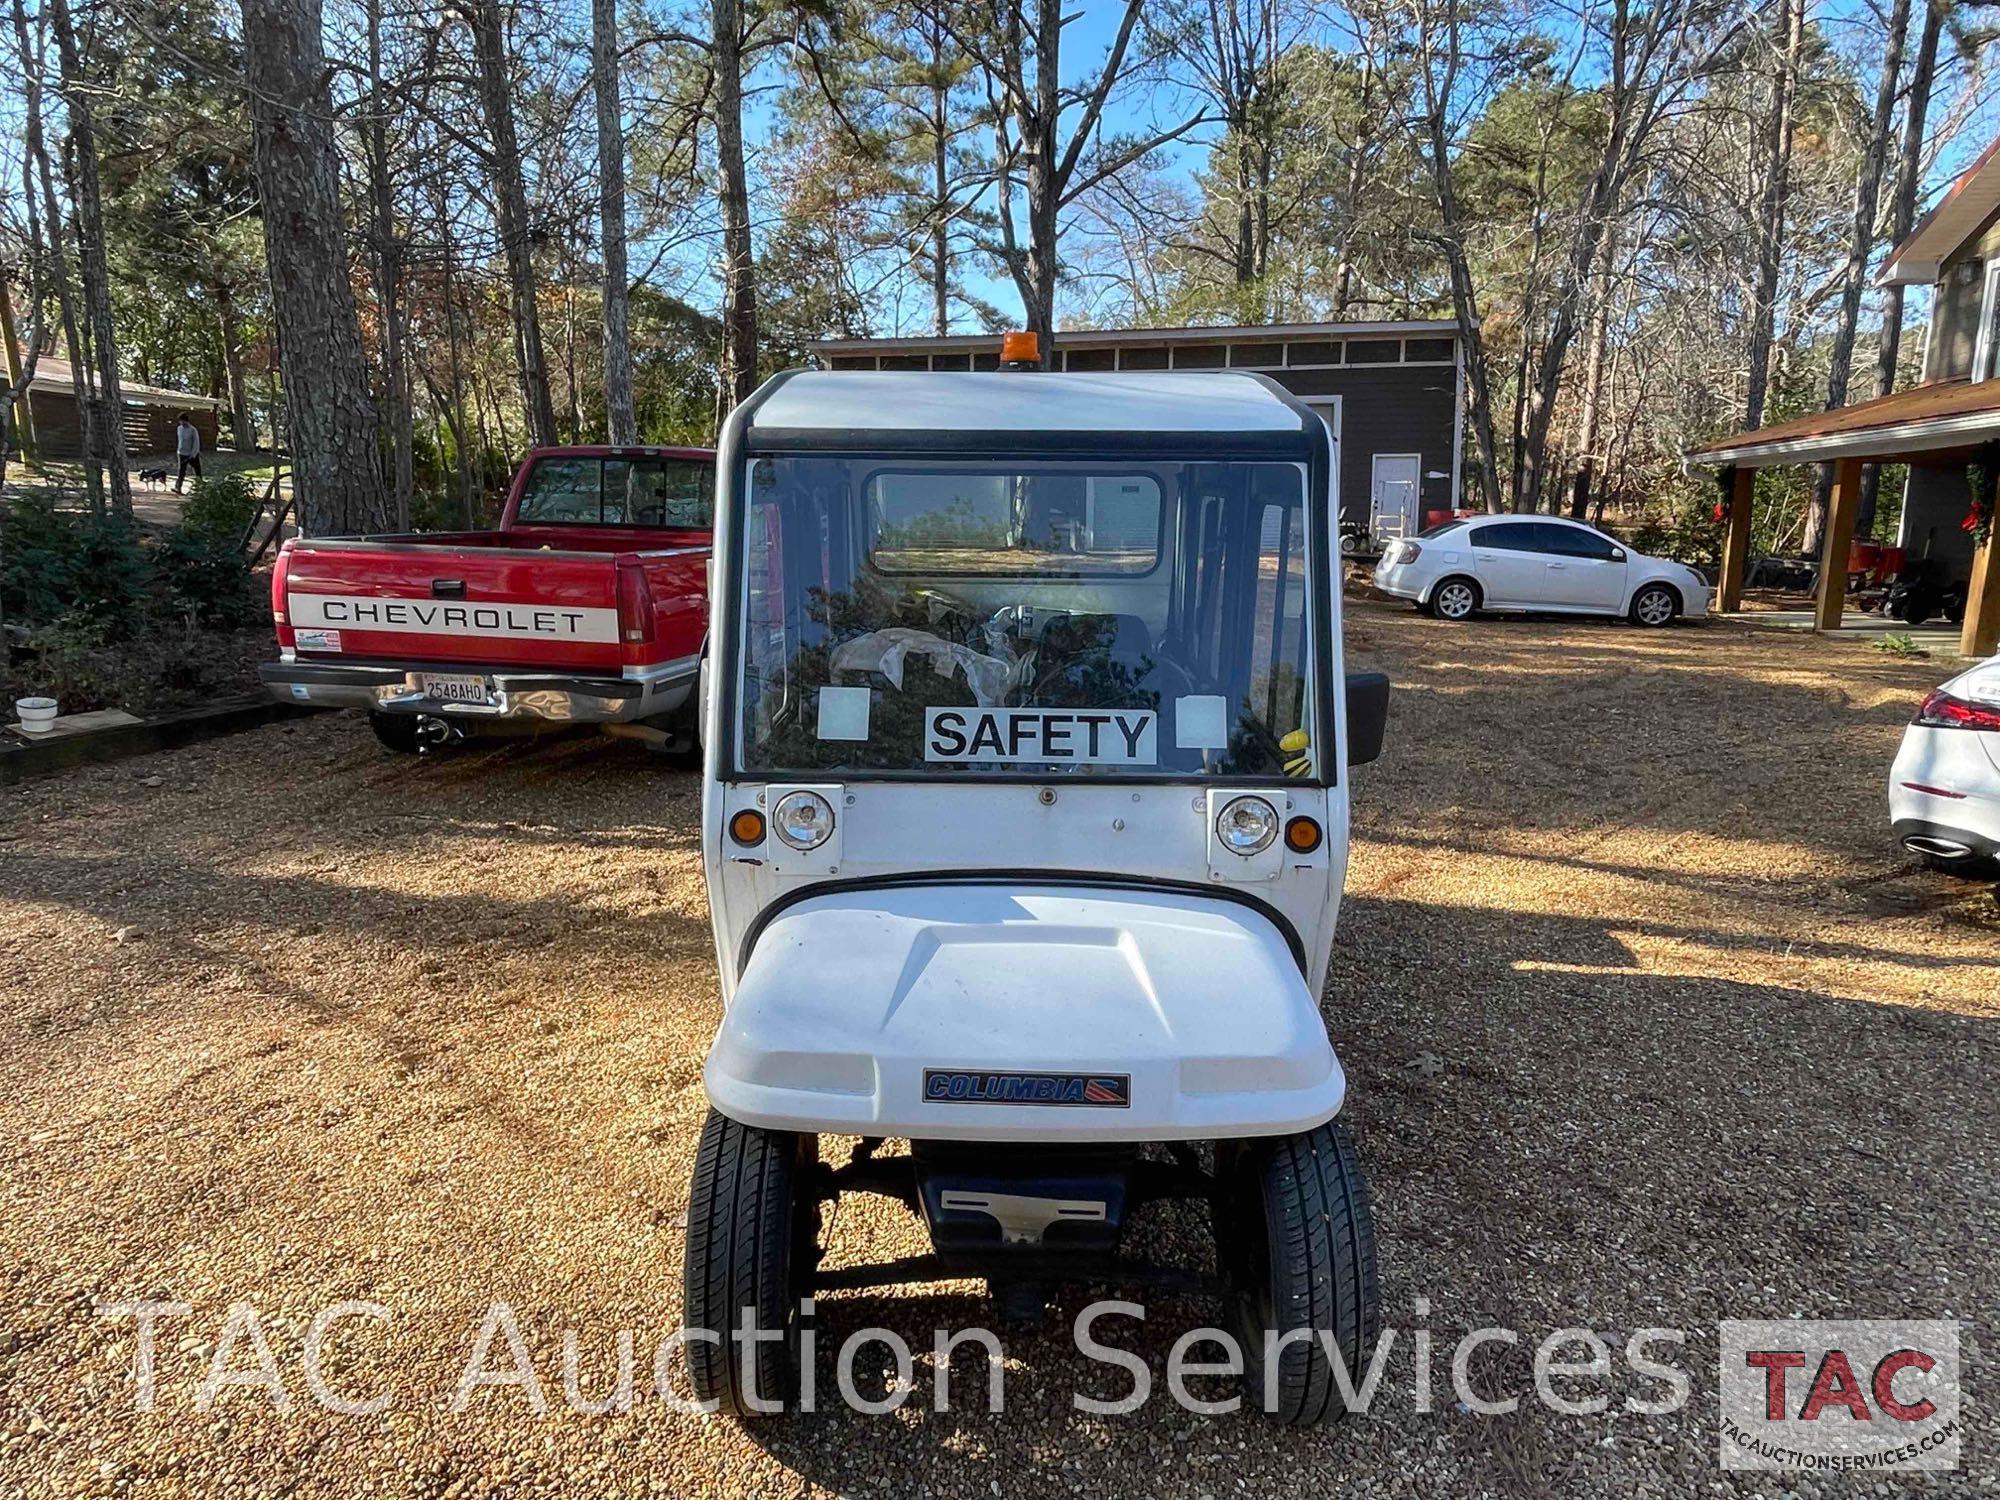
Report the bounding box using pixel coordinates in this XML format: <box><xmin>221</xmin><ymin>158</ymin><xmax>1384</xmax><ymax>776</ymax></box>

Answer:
<box><xmin>923</xmin><ymin>1069</ymin><xmax>1131</xmax><ymax>1108</ymax></box>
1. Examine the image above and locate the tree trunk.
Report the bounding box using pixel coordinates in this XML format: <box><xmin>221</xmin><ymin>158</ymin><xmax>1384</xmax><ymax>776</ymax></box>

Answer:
<box><xmin>1567</xmin><ymin>218</ymin><xmax>1618</xmax><ymax>519</ymax></box>
<box><xmin>214</xmin><ymin>281</ymin><xmax>257</xmax><ymax>451</ymax></box>
<box><xmin>435</xmin><ymin>188</ymin><xmax>478</xmax><ymax>523</ymax></box>
<box><xmin>1416</xmin><ymin>1</ymin><xmax>1504</xmax><ymax>513</ymax></box>
<box><xmin>1806</xmin><ymin>0</ymin><xmax>1910</xmax><ymax>553</ymax></box>
<box><xmin>365</xmin><ymin>0</ymin><xmax>413</xmax><ymax>527</ymax></box>
<box><xmin>713</xmin><ymin>0</ymin><xmax>759</xmax><ymax>408</ymax></box>
<box><xmin>465</xmin><ymin>0</ymin><xmax>558</xmax><ymax>447</ymax></box>
<box><xmin>593</xmin><ymin>0</ymin><xmax>637</xmax><ymax>443</ymax></box>
<box><xmin>930</xmin><ymin>25</ymin><xmax>952</xmax><ymax>337</ymax></box>
<box><xmin>48</xmin><ymin>0</ymin><xmax>131</xmax><ymax>518</ymax></box>
<box><xmin>1744</xmin><ymin>0</ymin><xmax>1803</xmax><ymax>433</ymax></box>
<box><xmin>1857</xmin><ymin>0</ymin><xmax>1942</xmax><ymax>535</ymax></box>
<box><xmin>1332</xmin><ymin>56</ymin><xmax>1376</xmax><ymax>319</ymax></box>
<box><xmin>243</xmin><ymin>0</ymin><xmax>392</xmax><ymax>536</ymax></box>
<box><xmin>13</xmin><ymin>0</ymin><xmax>99</xmax><ymax>514</ymax></box>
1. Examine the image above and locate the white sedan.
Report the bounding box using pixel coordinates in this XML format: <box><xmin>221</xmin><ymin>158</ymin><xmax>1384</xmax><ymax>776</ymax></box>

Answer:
<box><xmin>1890</xmin><ymin>657</ymin><xmax>2000</xmax><ymax>872</ymax></box>
<box><xmin>1373</xmin><ymin>516</ymin><xmax>1712</xmax><ymax>626</ymax></box>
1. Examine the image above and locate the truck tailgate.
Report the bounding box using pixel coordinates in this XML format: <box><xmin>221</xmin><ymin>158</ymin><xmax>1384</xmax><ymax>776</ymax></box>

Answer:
<box><xmin>280</xmin><ymin>542</ymin><xmax>625</xmax><ymax>671</ymax></box>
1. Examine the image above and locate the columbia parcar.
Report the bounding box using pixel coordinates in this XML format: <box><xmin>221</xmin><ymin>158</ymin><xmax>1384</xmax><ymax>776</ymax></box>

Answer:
<box><xmin>684</xmin><ymin>366</ymin><xmax>1391</xmax><ymax>1424</ymax></box>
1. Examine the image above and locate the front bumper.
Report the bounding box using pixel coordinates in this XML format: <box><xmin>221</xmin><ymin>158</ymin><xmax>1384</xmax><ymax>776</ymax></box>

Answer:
<box><xmin>259</xmin><ymin>653</ymin><xmax>696</xmax><ymax>725</ymax></box>
<box><xmin>707</xmin><ymin>883</ymin><xmax>1345</xmax><ymax>1143</ymax></box>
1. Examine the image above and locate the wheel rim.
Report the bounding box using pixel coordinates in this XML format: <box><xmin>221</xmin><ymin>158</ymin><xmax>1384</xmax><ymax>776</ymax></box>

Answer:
<box><xmin>1636</xmin><ymin>589</ymin><xmax>1673</xmax><ymax>625</ymax></box>
<box><xmin>1438</xmin><ymin>583</ymin><xmax>1474</xmax><ymax>618</ymax></box>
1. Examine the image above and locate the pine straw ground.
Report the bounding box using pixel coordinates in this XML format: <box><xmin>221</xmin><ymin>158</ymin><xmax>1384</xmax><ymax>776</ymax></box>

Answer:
<box><xmin>1</xmin><ymin>600</ymin><xmax>1995</xmax><ymax>1498</ymax></box>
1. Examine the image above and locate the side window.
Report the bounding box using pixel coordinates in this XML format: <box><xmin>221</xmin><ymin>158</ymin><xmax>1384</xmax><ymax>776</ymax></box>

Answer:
<box><xmin>517</xmin><ymin>460</ymin><xmax>600</xmax><ymax>523</ymax></box>
<box><xmin>1543</xmin><ymin>525</ymin><xmax>1618</xmax><ymax>560</ymax></box>
<box><xmin>1250</xmin><ymin>495</ymin><xmax>1310</xmax><ymax>744</ymax></box>
<box><xmin>1472</xmin><ymin>521</ymin><xmax>1540</xmax><ymax>552</ymax></box>
<box><xmin>1977</xmin><ymin>261</ymin><xmax>2000</xmax><ymax>382</ymax></box>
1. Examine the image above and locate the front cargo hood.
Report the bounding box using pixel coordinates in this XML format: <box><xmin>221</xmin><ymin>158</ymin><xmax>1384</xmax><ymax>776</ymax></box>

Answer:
<box><xmin>704</xmin><ymin>883</ymin><xmax>1343</xmax><ymax>1142</ymax></box>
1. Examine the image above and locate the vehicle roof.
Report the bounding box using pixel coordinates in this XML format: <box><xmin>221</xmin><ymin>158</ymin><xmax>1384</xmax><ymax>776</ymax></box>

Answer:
<box><xmin>524</xmin><ymin>444</ymin><xmax>715</xmax><ymax>458</ymax></box>
<box><xmin>739</xmin><ymin>369</ymin><xmax>1322</xmax><ymax>456</ymax></box>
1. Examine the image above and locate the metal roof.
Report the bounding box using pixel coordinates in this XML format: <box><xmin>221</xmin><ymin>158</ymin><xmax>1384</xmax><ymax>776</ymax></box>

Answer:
<box><xmin>23</xmin><ymin>355</ymin><xmax>223</xmax><ymax>410</ymax></box>
<box><xmin>745</xmin><ymin>370</ymin><xmax>1314</xmax><ymax>442</ymax></box>
<box><xmin>1689</xmin><ymin>376</ymin><xmax>2000</xmax><ymax>467</ymax></box>
<box><xmin>1879</xmin><ymin>138</ymin><xmax>2000</xmax><ymax>286</ymax></box>
<box><xmin>811</xmin><ymin>319</ymin><xmax>1456</xmax><ymax>356</ymax></box>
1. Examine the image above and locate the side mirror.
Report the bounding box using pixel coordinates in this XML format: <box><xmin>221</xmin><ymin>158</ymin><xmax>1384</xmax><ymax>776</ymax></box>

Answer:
<box><xmin>1611</xmin><ymin>547</ymin><xmax>1627</xmax><ymax>561</ymax></box>
<box><xmin>1345</xmin><ymin>671</ymin><xmax>1390</xmax><ymax>768</ymax></box>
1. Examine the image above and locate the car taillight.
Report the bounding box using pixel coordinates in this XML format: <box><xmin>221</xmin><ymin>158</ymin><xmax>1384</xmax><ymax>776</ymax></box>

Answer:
<box><xmin>271</xmin><ymin>542</ymin><xmax>293</xmax><ymax>624</ymax></box>
<box><xmin>617</xmin><ymin>564</ymin><xmax>656</xmax><ymax>645</ymax></box>
<box><xmin>1400</xmin><ymin>541</ymin><xmax>1422</xmax><ymax>563</ymax></box>
<box><xmin>1915</xmin><ymin>689</ymin><xmax>2000</xmax><ymax>731</ymax></box>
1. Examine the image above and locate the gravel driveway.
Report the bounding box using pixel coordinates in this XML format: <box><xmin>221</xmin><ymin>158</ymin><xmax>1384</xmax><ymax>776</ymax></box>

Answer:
<box><xmin>3</xmin><ymin>603</ymin><xmax>1994</xmax><ymax>1496</ymax></box>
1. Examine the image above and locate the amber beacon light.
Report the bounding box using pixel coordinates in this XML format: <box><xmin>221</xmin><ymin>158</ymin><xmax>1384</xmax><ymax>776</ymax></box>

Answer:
<box><xmin>1000</xmin><ymin>330</ymin><xmax>1041</xmax><ymax>366</ymax></box>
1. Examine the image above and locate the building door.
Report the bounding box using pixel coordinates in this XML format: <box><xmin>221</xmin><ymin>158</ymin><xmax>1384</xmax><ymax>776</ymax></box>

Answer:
<box><xmin>1371</xmin><ymin>453</ymin><xmax>1421</xmax><ymax>541</ymax></box>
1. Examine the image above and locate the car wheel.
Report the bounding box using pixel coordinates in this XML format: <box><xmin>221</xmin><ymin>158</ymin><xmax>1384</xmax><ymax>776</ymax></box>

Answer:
<box><xmin>682</xmin><ymin>1110</ymin><xmax>818</xmax><ymax>1418</ymax></box>
<box><xmin>1218</xmin><ymin>1119</ymin><xmax>1380</xmax><ymax>1425</ymax></box>
<box><xmin>1630</xmin><ymin>583</ymin><xmax>1679</xmax><ymax>627</ymax></box>
<box><xmin>367</xmin><ymin>712</ymin><xmax>423</xmax><ymax>755</ymax></box>
<box><xmin>1893</xmin><ymin>599</ymin><xmax>1931</xmax><ymax>626</ymax></box>
<box><xmin>1431</xmin><ymin>577</ymin><xmax>1480</xmax><ymax>621</ymax></box>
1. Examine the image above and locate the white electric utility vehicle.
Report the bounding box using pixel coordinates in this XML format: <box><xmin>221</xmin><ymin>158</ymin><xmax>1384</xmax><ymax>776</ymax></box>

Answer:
<box><xmin>685</xmin><ymin>360</ymin><xmax>1391</xmax><ymax>1423</ymax></box>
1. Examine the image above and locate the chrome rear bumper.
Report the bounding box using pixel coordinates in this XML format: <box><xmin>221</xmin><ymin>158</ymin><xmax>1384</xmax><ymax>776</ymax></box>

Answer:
<box><xmin>259</xmin><ymin>653</ymin><xmax>697</xmax><ymax>724</ymax></box>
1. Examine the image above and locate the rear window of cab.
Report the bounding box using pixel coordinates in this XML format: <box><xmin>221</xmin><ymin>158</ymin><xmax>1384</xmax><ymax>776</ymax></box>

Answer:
<box><xmin>517</xmin><ymin>455</ymin><xmax>713</xmax><ymax>527</ymax></box>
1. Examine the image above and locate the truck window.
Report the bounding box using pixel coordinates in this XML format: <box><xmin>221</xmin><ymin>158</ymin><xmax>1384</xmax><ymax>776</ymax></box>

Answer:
<box><xmin>517</xmin><ymin>456</ymin><xmax>713</xmax><ymax>527</ymax></box>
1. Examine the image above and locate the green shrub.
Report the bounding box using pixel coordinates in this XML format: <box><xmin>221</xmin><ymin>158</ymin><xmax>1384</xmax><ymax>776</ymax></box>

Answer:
<box><xmin>176</xmin><ymin>473</ymin><xmax>259</xmax><ymax>544</ymax></box>
<box><xmin>154</xmin><ymin>527</ymin><xmax>264</xmax><ymax>628</ymax></box>
<box><xmin>1</xmin><ymin>492</ymin><xmax>152</xmax><ymax>635</ymax></box>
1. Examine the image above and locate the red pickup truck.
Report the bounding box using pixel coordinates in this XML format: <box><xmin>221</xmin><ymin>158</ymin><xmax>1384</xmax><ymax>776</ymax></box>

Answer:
<box><xmin>259</xmin><ymin>446</ymin><xmax>712</xmax><ymax>754</ymax></box>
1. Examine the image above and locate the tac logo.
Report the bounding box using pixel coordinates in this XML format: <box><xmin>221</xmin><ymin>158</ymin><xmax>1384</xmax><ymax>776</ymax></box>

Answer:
<box><xmin>1718</xmin><ymin>1319</ymin><xmax>1960</xmax><ymax>1472</ymax></box>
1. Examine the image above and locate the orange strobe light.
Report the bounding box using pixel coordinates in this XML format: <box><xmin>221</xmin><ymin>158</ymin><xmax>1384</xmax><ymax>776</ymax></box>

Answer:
<box><xmin>1000</xmin><ymin>330</ymin><xmax>1041</xmax><ymax>366</ymax></box>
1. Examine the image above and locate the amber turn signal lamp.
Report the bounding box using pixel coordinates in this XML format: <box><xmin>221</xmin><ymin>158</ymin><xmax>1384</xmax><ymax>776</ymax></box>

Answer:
<box><xmin>729</xmin><ymin>808</ymin><xmax>766</xmax><ymax>846</ymax></box>
<box><xmin>1284</xmin><ymin>816</ymin><xmax>1323</xmax><ymax>854</ymax></box>
<box><xmin>1000</xmin><ymin>330</ymin><xmax>1040</xmax><ymax>365</ymax></box>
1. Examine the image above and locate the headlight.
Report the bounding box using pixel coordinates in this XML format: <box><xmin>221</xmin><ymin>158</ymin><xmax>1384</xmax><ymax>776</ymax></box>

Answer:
<box><xmin>1215</xmin><ymin>795</ymin><xmax>1278</xmax><ymax>856</ymax></box>
<box><xmin>771</xmin><ymin>790</ymin><xmax>835</xmax><ymax>851</ymax></box>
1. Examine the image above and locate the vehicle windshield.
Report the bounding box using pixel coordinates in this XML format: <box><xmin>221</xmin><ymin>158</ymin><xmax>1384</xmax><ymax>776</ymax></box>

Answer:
<box><xmin>736</xmin><ymin>456</ymin><xmax>1318</xmax><ymax>778</ymax></box>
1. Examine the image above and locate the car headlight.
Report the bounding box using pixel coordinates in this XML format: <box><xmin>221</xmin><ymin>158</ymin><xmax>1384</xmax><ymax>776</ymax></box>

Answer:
<box><xmin>771</xmin><ymin>790</ymin><xmax>835</xmax><ymax>851</ymax></box>
<box><xmin>1215</xmin><ymin>795</ymin><xmax>1278</xmax><ymax>856</ymax></box>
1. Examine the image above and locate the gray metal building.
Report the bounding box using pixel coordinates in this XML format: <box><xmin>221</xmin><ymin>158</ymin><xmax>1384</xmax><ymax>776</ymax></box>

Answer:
<box><xmin>810</xmin><ymin>320</ymin><xmax>1466</xmax><ymax>535</ymax></box>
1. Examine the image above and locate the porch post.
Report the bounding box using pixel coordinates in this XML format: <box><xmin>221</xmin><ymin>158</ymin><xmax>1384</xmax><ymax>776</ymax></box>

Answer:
<box><xmin>1965</xmin><ymin>538</ymin><xmax>2000</xmax><ymax>658</ymax></box>
<box><xmin>1814</xmin><ymin>456</ymin><xmax>1863</xmax><ymax>632</ymax></box>
<box><xmin>1718</xmin><ymin>464</ymin><xmax>1754</xmax><ymax>613</ymax></box>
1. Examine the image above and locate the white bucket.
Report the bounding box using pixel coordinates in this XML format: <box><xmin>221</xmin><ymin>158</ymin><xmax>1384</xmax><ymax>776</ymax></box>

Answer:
<box><xmin>14</xmin><ymin>697</ymin><xmax>58</xmax><ymax>734</ymax></box>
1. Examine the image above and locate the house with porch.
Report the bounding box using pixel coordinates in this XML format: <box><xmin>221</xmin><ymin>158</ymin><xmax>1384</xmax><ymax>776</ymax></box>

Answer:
<box><xmin>1691</xmin><ymin>142</ymin><xmax>2000</xmax><ymax>660</ymax></box>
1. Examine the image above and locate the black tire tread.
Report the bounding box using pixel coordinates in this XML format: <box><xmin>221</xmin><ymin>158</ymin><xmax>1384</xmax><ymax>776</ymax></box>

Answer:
<box><xmin>682</xmin><ymin>1110</ymin><xmax>803</xmax><ymax>1417</ymax></box>
<box><xmin>1241</xmin><ymin>1119</ymin><xmax>1380</xmax><ymax>1425</ymax></box>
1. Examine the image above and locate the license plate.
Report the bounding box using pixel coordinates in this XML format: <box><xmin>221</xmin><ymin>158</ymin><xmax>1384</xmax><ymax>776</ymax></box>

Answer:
<box><xmin>418</xmin><ymin>673</ymin><xmax>490</xmax><ymax>704</ymax></box>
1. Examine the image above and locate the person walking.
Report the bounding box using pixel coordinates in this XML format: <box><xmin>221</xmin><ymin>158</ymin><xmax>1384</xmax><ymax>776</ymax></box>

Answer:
<box><xmin>174</xmin><ymin>416</ymin><xmax>203</xmax><ymax>492</ymax></box>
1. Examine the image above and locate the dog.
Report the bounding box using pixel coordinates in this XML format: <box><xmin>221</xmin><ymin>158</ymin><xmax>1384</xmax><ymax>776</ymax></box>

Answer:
<box><xmin>136</xmin><ymin>466</ymin><xmax>169</xmax><ymax>485</ymax></box>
